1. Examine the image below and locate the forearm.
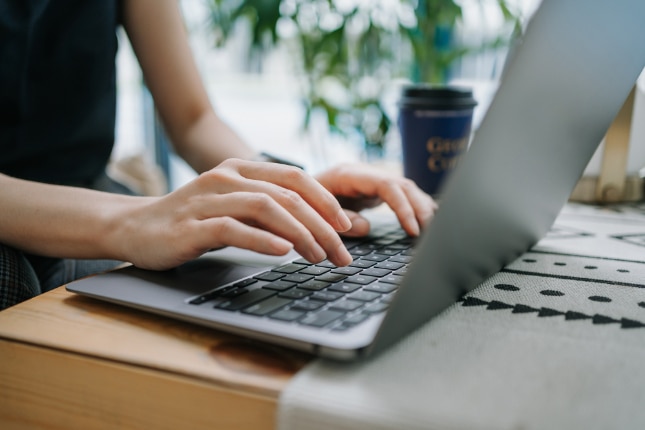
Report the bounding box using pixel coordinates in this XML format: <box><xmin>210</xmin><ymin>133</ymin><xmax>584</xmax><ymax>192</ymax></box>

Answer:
<box><xmin>123</xmin><ymin>0</ymin><xmax>255</xmax><ymax>174</ymax></box>
<box><xmin>0</xmin><ymin>174</ymin><xmax>144</xmax><ymax>261</ymax></box>
<box><xmin>171</xmin><ymin>109</ymin><xmax>256</xmax><ymax>174</ymax></box>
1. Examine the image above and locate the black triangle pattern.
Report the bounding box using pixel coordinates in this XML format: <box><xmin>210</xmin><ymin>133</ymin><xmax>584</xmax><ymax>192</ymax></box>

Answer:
<box><xmin>513</xmin><ymin>304</ymin><xmax>539</xmax><ymax>314</ymax></box>
<box><xmin>565</xmin><ymin>311</ymin><xmax>590</xmax><ymax>320</ymax></box>
<box><xmin>460</xmin><ymin>296</ymin><xmax>644</xmax><ymax>330</ymax></box>
<box><xmin>487</xmin><ymin>300</ymin><xmax>515</xmax><ymax>310</ymax></box>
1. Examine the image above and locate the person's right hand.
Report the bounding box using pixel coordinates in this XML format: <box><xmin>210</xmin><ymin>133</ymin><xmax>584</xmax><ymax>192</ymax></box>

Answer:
<box><xmin>113</xmin><ymin>159</ymin><xmax>355</xmax><ymax>270</ymax></box>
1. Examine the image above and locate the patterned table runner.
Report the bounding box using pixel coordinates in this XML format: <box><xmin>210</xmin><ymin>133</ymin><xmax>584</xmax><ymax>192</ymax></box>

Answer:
<box><xmin>278</xmin><ymin>203</ymin><xmax>645</xmax><ymax>430</ymax></box>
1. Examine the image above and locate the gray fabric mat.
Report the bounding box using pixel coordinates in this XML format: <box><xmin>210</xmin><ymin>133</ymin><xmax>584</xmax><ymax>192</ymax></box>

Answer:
<box><xmin>278</xmin><ymin>203</ymin><xmax>645</xmax><ymax>430</ymax></box>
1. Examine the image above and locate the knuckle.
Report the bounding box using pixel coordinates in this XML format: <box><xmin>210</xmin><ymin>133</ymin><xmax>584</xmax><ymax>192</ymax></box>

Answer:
<box><xmin>211</xmin><ymin>216</ymin><xmax>236</xmax><ymax>237</ymax></box>
<box><xmin>276</xmin><ymin>188</ymin><xmax>303</xmax><ymax>210</ymax></box>
<box><xmin>400</xmin><ymin>177</ymin><xmax>418</xmax><ymax>190</ymax></box>
<box><xmin>198</xmin><ymin>168</ymin><xmax>228</xmax><ymax>185</ymax></box>
<box><xmin>247</xmin><ymin>192</ymin><xmax>274</xmax><ymax>213</ymax></box>
<box><xmin>282</xmin><ymin>165</ymin><xmax>306</xmax><ymax>182</ymax></box>
<box><xmin>318</xmin><ymin>229</ymin><xmax>341</xmax><ymax>246</ymax></box>
<box><xmin>219</xmin><ymin>158</ymin><xmax>243</xmax><ymax>169</ymax></box>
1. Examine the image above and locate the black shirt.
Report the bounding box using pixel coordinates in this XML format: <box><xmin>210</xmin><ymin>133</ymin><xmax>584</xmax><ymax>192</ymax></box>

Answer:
<box><xmin>0</xmin><ymin>0</ymin><xmax>120</xmax><ymax>186</ymax></box>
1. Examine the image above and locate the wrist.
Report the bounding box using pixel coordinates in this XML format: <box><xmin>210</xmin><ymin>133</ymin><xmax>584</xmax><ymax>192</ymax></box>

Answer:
<box><xmin>251</xmin><ymin>152</ymin><xmax>305</xmax><ymax>170</ymax></box>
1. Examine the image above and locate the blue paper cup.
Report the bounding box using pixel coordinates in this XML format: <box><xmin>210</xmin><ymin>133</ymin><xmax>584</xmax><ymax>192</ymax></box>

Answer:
<box><xmin>398</xmin><ymin>85</ymin><xmax>477</xmax><ymax>197</ymax></box>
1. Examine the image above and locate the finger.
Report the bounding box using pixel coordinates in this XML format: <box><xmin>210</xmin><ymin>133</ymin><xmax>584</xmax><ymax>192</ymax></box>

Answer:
<box><xmin>339</xmin><ymin>210</ymin><xmax>372</xmax><ymax>237</ymax></box>
<box><xmin>197</xmin><ymin>191</ymin><xmax>352</xmax><ymax>266</ymax></box>
<box><xmin>232</xmin><ymin>160</ymin><xmax>353</xmax><ymax>232</ymax></box>
<box><xmin>201</xmin><ymin>192</ymin><xmax>328</xmax><ymax>263</ymax></box>
<box><xmin>398</xmin><ymin>180</ymin><xmax>438</xmax><ymax>229</ymax></box>
<box><xmin>197</xmin><ymin>216</ymin><xmax>294</xmax><ymax>256</ymax></box>
<box><xmin>319</xmin><ymin>166</ymin><xmax>438</xmax><ymax>236</ymax></box>
<box><xmin>332</xmin><ymin>174</ymin><xmax>421</xmax><ymax>236</ymax></box>
<box><xmin>204</xmin><ymin>164</ymin><xmax>353</xmax><ymax>265</ymax></box>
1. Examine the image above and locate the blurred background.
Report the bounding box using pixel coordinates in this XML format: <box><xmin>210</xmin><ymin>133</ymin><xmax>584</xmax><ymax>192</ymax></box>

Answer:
<box><xmin>111</xmin><ymin>0</ymin><xmax>584</xmax><ymax>191</ymax></box>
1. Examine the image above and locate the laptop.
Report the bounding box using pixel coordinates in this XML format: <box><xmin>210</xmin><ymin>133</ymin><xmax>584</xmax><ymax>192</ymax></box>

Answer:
<box><xmin>68</xmin><ymin>0</ymin><xmax>645</xmax><ymax>361</ymax></box>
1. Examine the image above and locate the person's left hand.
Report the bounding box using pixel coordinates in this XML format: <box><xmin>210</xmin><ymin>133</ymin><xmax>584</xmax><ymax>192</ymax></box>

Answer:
<box><xmin>315</xmin><ymin>164</ymin><xmax>438</xmax><ymax>237</ymax></box>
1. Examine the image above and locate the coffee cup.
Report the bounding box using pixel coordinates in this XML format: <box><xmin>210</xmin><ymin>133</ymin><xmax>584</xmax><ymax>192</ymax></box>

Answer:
<box><xmin>398</xmin><ymin>85</ymin><xmax>477</xmax><ymax>196</ymax></box>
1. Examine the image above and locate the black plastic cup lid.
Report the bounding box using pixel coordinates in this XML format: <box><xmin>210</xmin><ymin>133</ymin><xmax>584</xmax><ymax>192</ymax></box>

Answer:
<box><xmin>399</xmin><ymin>85</ymin><xmax>477</xmax><ymax>109</ymax></box>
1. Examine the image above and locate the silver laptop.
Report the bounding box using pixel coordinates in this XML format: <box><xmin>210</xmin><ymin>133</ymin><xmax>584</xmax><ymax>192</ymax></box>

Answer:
<box><xmin>68</xmin><ymin>0</ymin><xmax>645</xmax><ymax>361</ymax></box>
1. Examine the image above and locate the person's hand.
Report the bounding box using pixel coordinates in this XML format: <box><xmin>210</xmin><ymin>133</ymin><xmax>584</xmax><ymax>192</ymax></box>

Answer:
<box><xmin>315</xmin><ymin>164</ymin><xmax>438</xmax><ymax>237</ymax></box>
<box><xmin>115</xmin><ymin>159</ymin><xmax>354</xmax><ymax>270</ymax></box>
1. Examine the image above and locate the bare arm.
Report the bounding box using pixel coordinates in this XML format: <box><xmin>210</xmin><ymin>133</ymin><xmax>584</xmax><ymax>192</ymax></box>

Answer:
<box><xmin>0</xmin><ymin>0</ymin><xmax>436</xmax><ymax>274</ymax></box>
<box><xmin>0</xmin><ymin>161</ymin><xmax>356</xmax><ymax>270</ymax></box>
<box><xmin>122</xmin><ymin>0</ymin><xmax>256</xmax><ymax>172</ymax></box>
<box><xmin>0</xmin><ymin>173</ymin><xmax>138</xmax><ymax>260</ymax></box>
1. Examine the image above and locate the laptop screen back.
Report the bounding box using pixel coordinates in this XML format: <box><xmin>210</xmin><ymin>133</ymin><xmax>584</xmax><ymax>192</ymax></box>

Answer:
<box><xmin>370</xmin><ymin>0</ymin><xmax>645</xmax><ymax>356</ymax></box>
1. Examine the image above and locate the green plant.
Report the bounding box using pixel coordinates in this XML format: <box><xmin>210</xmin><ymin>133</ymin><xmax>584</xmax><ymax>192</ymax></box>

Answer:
<box><xmin>206</xmin><ymin>0</ymin><xmax>522</xmax><ymax>154</ymax></box>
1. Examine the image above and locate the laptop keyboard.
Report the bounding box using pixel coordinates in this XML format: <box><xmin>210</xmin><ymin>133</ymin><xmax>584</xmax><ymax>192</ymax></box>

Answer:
<box><xmin>188</xmin><ymin>223</ymin><xmax>416</xmax><ymax>331</ymax></box>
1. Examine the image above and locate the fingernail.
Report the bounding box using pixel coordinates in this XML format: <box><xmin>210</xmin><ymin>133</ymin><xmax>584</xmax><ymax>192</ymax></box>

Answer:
<box><xmin>335</xmin><ymin>243</ymin><xmax>353</xmax><ymax>266</ymax></box>
<box><xmin>336</xmin><ymin>209</ymin><xmax>352</xmax><ymax>231</ymax></box>
<box><xmin>270</xmin><ymin>237</ymin><xmax>293</xmax><ymax>254</ymax></box>
<box><xmin>309</xmin><ymin>243</ymin><xmax>327</xmax><ymax>263</ymax></box>
<box><xmin>408</xmin><ymin>220</ymin><xmax>420</xmax><ymax>237</ymax></box>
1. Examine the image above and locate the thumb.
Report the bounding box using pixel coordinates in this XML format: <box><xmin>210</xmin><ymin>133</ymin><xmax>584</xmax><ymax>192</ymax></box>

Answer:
<box><xmin>340</xmin><ymin>210</ymin><xmax>372</xmax><ymax>237</ymax></box>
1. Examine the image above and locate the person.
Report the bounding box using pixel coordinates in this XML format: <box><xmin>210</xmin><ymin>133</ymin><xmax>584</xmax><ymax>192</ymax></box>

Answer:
<box><xmin>0</xmin><ymin>0</ymin><xmax>436</xmax><ymax>310</ymax></box>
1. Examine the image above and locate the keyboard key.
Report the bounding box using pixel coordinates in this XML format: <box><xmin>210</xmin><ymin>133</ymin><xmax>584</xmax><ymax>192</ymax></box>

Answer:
<box><xmin>389</xmin><ymin>255</ymin><xmax>412</xmax><ymax>264</ymax></box>
<box><xmin>380</xmin><ymin>274</ymin><xmax>404</xmax><ymax>285</ymax></box>
<box><xmin>254</xmin><ymin>271</ymin><xmax>285</xmax><ymax>282</ymax></box>
<box><xmin>343</xmin><ymin>313</ymin><xmax>369</xmax><ymax>325</ymax></box>
<box><xmin>311</xmin><ymin>291</ymin><xmax>344</xmax><ymax>302</ymax></box>
<box><xmin>279</xmin><ymin>288</ymin><xmax>312</xmax><ymax>300</ymax></box>
<box><xmin>329</xmin><ymin>300</ymin><xmax>363</xmax><ymax>312</ymax></box>
<box><xmin>373</xmin><ymin>238</ymin><xmax>396</xmax><ymax>246</ymax></box>
<box><xmin>342</xmin><ymin>237</ymin><xmax>364</xmax><ymax>249</ymax></box>
<box><xmin>364</xmin><ymin>283</ymin><xmax>398</xmax><ymax>294</ymax></box>
<box><xmin>299</xmin><ymin>266</ymin><xmax>331</xmax><ymax>276</ymax></box>
<box><xmin>315</xmin><ymin>272</ymin><xmax>347</xmax><ymax>283</ymax></box>
<box><xmin>394</xmin><ymin>268</ymin><xmax>408</xmax><ymax>276</ymax></box>
<box><xmin>386</xmin><ymin>243</ymin><xmax>410</xmax><ymax>250</ymax></box>
<box><xmin>361</xmin><ymin>253</ymin><xmax>389</xmax><ymax>262</ymax></box>
<box><xmin>300</xmin><ymin>310</ymin><xmax>344</xmax><ymax>327</ymax></box>
<box><xmin>233</xmin><ymin>278</ymin><xmax>258</xmax><ymax>288</ymax></box>
<box><xmin>291</xmin><ymin>300</ymin><xmax>325</xmax><ymax>312</ymax></box>
<box><xmin>328</xmin><ymin>283</ymin><xmax>361</xmax><ymax>294</ymax></box>
<box><xmin>361</xmin><ymin>268</ymin><xmax>391</xmax><ymax>278</ymax></box>
<box><xmin>189</xmin><ymin>284</ymin><xmax>241</xmax><ymax>304</ymax></box>
<box><xmin>274</xmin><ymin>263</ymin><xmax>307</xmax><ymax>274</ymax></box>
<box><xmin>364</xmin><ymin>302</ymin><xmax>389</xmax><ymax>314</ymax></box>
<box><xmin>349</xmin><ymin>259</ymin><xmax>377</xmax><ymax>269</ymax></box>
<box><xmin>216</xmin><ymin>288</ymin><xmax>276</xmax><ymax>311</ymax></box>
<box><xmin>375</xmin><ymin>261</ymin><xmax>404</xmax><ymax>271</ymax></box>
<box><xmin>243</xmin><ymin>296</ymin><xmax>292</xmax><ymax>316</ymax></box>
<box><xmin>299</xmin><ymin>280</ymin><xmax>331</xmax><ymax>291</ymax></box>
<box><xmin>270</xmin><ymin>309</ymin><xmax>306</xmax><ymax>322</ymax></box>
<box><xmin>344</xmin><ymin>274</ymin><xmax>378</xmax><ymax>285</ymax></box>
<box><xmin>189</xmin><ymin>293</ymin><xmax>217</xmax><ymax>305</ymax></box>
<box><xmin>220</xmin><ymin>287</ymin><xmax>249</xmax><ymax>298</ymax></box>
<box><xmin>316</xmin><ymin>260</ymin><xmax>337</xmax><ymax>268</ymax></box>
<box><xmin>333</xmin><ymin>314</ymin><xmax>370</xmax><ymax>331</ymax></box>
<box><xmin>380</xmin><ymin>294</ymin><xmax>397</xmax><ymax>305</ymax></box>
<box><xmin>331</xmin><ymin>266</ymin><xmax>362</xmax><ymax>276</ymax></box>
<box><xmin>376</xmin><ymin>248</ymin><xmax>399</xmax><ymax>256</ymax></box>
<box><xmin>349</xmin><ymin>291</ymin><xmax>381</xmax><ymax>302</ymax></box>
<box><xmin>348</xmin><ymin>246</ymin><xmax>377</xmax><ymax>256</ymax></box>
<box><xmin>282</xmin><ymin>273</ymin><xmax>315</xmax><ymax>283</ymax></box>
<box><xmin>262</xmin><ymin>280</ymin><xmax>297</xmax><ymax>291</ymax></box>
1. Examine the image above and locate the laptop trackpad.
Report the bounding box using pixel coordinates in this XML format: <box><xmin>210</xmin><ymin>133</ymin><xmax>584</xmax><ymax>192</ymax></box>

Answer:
<box><xmin>69</xmin><ymin>248</ymin><xmax>298</xmax><ymax>305</ymax></box>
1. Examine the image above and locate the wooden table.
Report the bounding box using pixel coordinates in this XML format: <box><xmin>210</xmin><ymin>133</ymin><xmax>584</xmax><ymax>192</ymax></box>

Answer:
<box><xmin>0</xmin><ymin>287</ymin><xmax>313</xmax><ymax>429</ymax></box>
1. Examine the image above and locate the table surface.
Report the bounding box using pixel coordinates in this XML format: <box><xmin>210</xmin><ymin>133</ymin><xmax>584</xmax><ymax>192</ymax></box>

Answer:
<box><xmin>0</xmin><ymin>286</ymin><xmax>313</xmax><ymax>430</ymax></box>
